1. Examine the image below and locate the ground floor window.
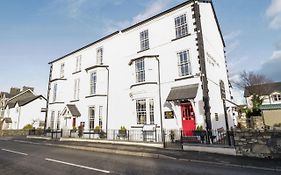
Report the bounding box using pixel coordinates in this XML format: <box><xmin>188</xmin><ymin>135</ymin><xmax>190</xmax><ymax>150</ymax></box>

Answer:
<box><xmin>50</xmin><ymin>111</ymin><xmax>55</xmax><ymax>130</ymax></box>
<box><xmin>136</xmin><ymin>99</ymin><xmax>147</xmax><ymax>124</ymax></box>
<box><xmin>56</xmin><ymin>111</ymin><xmax>60</xmax><ymax>130</ymax></box>
<box><xmin>149</xmin><ymin>99</ymin><xmax>154</xmax><ymax>124</ymax></box>
<box><xmin>99</xmin><ymin>106</ymin><xmax>103</xmax><ymax>128</ymax></box>
<box><xmin>89</xmin><ymin>107</ymin><xmax>95</xmax><ymax>130</ymax></box>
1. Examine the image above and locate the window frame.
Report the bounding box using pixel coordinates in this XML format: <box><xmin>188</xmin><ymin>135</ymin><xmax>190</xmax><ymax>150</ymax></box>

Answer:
<box><xmin>149</xmin><ymin>99</ymin><xmax>154</xmax><ymax>125</ymax></box>
<box><xmin>177</xmin><ymin>50</ymin><xmax>191</xmax><ymax>77</ymax></box>
<box><xmin>50</xmin><ymin>111</ymin><xmax>55</xmax><ymax>130</ymax></box>
<box><xmin>99</xmin><ymin>106</ymin><xmax>103</xmax><ymax>128</ymax></box>
<box><xmin>136</xmin><ymin>99</ymin><xmax>147</xmax><ymax>125</ymax></box>
<box><xmin>89</xmin><ymin>106</ymin><xmax>95</xmax><ymax>130</ymax></box>
<box><xmin>60</xmin><ymin>63</ymin><xmax>65</xmax><ymax>78</ymax></box>
<box><xmin>174</xmin><ymin>14</ymin><xmax>188</xmax><ymax>39</ymax></box>
<box><xmin>90</xmin><ymin>71</ymin><xmax>97</xmax><ymax>95</ymax></box>
<box><xmin>96</xmin><ymin>47</ymin><xmax>103</xmax><ymax>65</ymax></box>
<box><xmin>75</xmin><ymin>55</ymin><xmax>82</xmax><ymax>72</ymax></box>
<box><xmin>140</xmin><ymin>30</ymin><xmax>149</xmax><ymax>51</ymax></box>
<box><xmin>272</xmin><ymin>94</ymin><xmax>281</xmax><ymax>102</ymax></box>
<box><xmin>135</xmin><ymin>58</ymin><xmax>145</xmax><ymax>83</ymax></box>
<box><xmin>73</xmin><ymin>78</ymin><xmax>80</xmax><ymax>100</ymax></box>
<box><xmin>53</xmin><ymin>83</ymin><xmax>57</xmax><ymax>102</ymax></box>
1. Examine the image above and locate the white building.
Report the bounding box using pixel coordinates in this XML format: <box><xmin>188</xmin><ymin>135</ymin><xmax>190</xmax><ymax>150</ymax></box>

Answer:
<box><xmin>1</xmin><ymin>89</ymin><xmax>47</xmax><ymax>130</ymax></box>
<box><xmin>46</xmin><ymin>0</ymin><xmax>235</xmax><ymax>136</ymax></box>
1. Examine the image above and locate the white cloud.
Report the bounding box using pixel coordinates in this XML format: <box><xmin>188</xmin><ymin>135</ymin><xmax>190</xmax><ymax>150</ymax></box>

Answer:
<box><xmin>104</xmin><ymin>0</ymin><xmax>174</xmax><ymax>33</ymax></box>
<box><xmin>266</xmin><ymin>0</ymin><xmax>281</xmax><ymax>29</ymax></box>
<box><xmin>224</xmin><ymin>30</ymin><xmax>241</xmax><ymax>41</ymax></box>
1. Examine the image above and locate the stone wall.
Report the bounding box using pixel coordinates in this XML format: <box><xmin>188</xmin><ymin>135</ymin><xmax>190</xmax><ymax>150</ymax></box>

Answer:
<box><xmin>0</xmin><ymin>130</ymin><xmax>29</xmax><ymax>137</ymax></box>
<box><xmin>234</xmin><ymin>129</ymin><xmax>281</xmax><ymax>159</ymax></box>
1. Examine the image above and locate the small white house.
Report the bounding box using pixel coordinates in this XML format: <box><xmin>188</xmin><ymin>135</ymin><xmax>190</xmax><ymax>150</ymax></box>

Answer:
<box><xmin>46</xmin><ymin>0</ymin><xmax>235</xmax><ymax>137</ymax></box>
<box><xmin>1</xmin><ymin>89</ymin><xmax>47</xmax><ymax>130</ymax></box>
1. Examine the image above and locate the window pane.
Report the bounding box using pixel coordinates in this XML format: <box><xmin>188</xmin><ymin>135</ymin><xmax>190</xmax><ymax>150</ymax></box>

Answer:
<box><xmin>136</xmin><ymin>99</ymin><xmax>146</xmax><ymax>124</ymax></box>
<box><xmin>178</xmin><ymin>50</ymin><xmax>191</xmax><ymax>77</ymax></box>
<box><xmin>175</xmin><ymin>14</ymin><xmax>188</xmax><ymax>38</ymax></box>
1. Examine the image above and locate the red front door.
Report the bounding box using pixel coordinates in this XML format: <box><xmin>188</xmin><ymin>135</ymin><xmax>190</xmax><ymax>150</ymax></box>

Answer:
<box><xmin>181</xmin><ymin>103</ymin><xmax>196</xmax><ymax>136</ymax></box>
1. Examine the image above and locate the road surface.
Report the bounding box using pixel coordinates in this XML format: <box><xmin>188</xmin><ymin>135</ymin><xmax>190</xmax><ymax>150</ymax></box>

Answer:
<box><xmin>0</xmin><ymin>138</ymin><xmax>279</xmax><ymax>175</ymax></box>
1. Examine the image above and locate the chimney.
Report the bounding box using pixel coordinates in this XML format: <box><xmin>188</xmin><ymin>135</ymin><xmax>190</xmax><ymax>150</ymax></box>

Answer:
<box><xmin>10</xmin><ymin>87</ymin><xmax>21</xmax><ymax>96</ymax></box>
<box><xmin>22</xmin><ymin>86</ymin><xmax>34</xmax><ymax>92</ymax></box>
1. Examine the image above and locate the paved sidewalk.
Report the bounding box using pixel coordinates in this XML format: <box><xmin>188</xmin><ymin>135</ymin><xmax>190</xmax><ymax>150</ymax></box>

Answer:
<box><xmin>13</xmin><ymin>136</ymin><xmax>281</xmax><ymax>171</ymax></box>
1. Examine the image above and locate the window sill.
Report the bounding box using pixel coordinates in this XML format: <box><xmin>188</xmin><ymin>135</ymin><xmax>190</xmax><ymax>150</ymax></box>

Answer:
<box><xmin>130</xmin><ymin>81</ymin><xmax>157</xmax><ymax>89</ymax></box>
<box><xmin>70</xmin><ymin>99</ymin><xmax>79</xmax><ymax>102</ymax></box>
<box><xmin>175</xmin><ymin>75</ymin><xmax>194</xmax><ymax>81</ymax></box>
<box><xmin>50</xmin><ymin>78</ymin><xmax>67</xmax><ymax>82</ymax></box>
<box><xmin>171</xmin><ymin>33</ymin><xmax>191</xmax><ymax>42</ymax></box>
<box><xmin>49</xmin><ymin>102</ymin><xmax>64</xmax><ymax>105</ymax></box>
<box><xmin>137</xmin><ymin>48</ymin><xmax>150</xmax><ymax>54</ymax></box>
<box><xmin>85</xmin><ymin>94</ymin><xmax>107</xmax><ymax>98</ymax></box>
<box><xmin>85</xmin><ymin>65</ymin><xmax>109</xmax><ymax>72</ymax></box>
<box><xmin>72</xmin><ymin>70</ymin><xmax>81</xmax><ymax>75</ymax></box>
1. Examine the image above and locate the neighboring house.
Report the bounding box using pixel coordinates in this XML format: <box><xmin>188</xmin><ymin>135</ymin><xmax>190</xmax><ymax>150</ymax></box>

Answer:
<box><xmin>1</xmin><ymin>87</ymin><xmax>47</xmax><ymax>130</ymax></box>
<box><xmin>244</xmin><ymin>82</ymin><xmax>281</xmax><ymax>127</ymax></box>
<box><xmin>46</xmin><ymin>0</ymin><xmax>235</xmax><ymax>136</ymax></box>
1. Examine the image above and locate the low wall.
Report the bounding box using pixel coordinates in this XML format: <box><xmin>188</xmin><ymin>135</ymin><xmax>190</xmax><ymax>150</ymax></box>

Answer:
<box><xmin>0</xmin><ymin>130</ymin><xmax>29</xmax><ymax>137</ymax></box>
<box><xmin>234</xmin><ymin>129</ymin><xmax>281</xmax><ymax>158</ymax></box>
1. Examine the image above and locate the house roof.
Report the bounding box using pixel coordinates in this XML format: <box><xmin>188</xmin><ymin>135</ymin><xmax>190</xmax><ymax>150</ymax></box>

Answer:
<box><xmin>66</xmin><ymin>104</ymin><xmax>81</xmax><ymax>117</ymax></box>
<box><xmin>48</xmin><ymin>0</ymin><xmax>225</xmax><ymax>65</ymax></box>
<box><xmin>166</xmin><ymin>84</ymin><xmax>199</xmax><ymax>101</ymax></box>
<box><xmin>0</xmin><ymin>92</ymin><xmax>13</xmax><ymax>98</ymax></box>
<box><xmin>17</xmin><ymin>95</ymin><xmax>46</xmax><ymax>107</ymax></box>
<box><xmin>260</xmin><ymin>104</ymin><xmax>281</xmax><ymax>111</ymax></box>
<box><xmin>6</xmin><ymin>93</ymin><xmax>46</xmax><ymax>109</ymax></box>
<box><xmin>244</xmin><ymin>82</ymin><xmax>281</xmax><ymax>97</ymax></box>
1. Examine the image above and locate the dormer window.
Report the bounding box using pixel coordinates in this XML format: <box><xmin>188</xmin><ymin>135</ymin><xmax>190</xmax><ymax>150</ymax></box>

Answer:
<box><xmin>272</xmin><ymin>94</ymin><xmax>281</xmax><ymax>102</ymax></box>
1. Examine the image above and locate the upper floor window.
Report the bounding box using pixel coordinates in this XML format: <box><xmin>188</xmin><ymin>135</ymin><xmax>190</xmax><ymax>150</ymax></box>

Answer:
<box><xmin>272</xmin><ymin>94</ymin><xmax>281</xmax><ymax>102</ymax></box>
<box><xmin>96</xmin><ymin>47</ymin><xmax>103</xmax><ymax>65</ymax></box>
<box><xmin>135</xmin><ymin>58</ymin><xmax>145</xmax><ymax>83</ymax></box>
<box><xmin>140</xmin><ymin>30</ymin><xmax>149</xmax><ymax>51</ymax></box>
<box><xmin>60</xmin><ymin>63</ymin><xmax>65</xmax><ymax>78</ymax></box>
<box><xmin>90</xmin><ymin>72</ymin><xmax>97</xmax><ymax>95</ymax></box>
<box><xmin>177</xmin><ymin>50</ymin><xmax>191</xmax><ymax>77</ymax></box>
<box><xmin>73</xmin><ymin>78</ymin><xmax>80</xmax><ymax>100</ymax></box>
<box><xmin>175</xmin><ymin>14</ymin><xmax>188</xmax><ymax>38</ymax></box>
<box><xmin>53</xmin><ymin>83</ymin><xmax>57</xmax><ymax>102</ymax></box>
<box><xmin>136</xmin><ymin>99</ymin><xmax>146</xmax><ymax>124</ymax></box>
<box><xmin>75</xmin><ymin>55</ymin><xmax>82</xmax><ymax>72</ymax></box>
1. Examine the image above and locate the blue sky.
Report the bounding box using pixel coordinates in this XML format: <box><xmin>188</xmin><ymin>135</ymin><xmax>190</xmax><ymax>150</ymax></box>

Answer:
<box><xmin>0</xmin><ymin>0</ymin><xmax>281</xmax><ymax>101</ymax></box>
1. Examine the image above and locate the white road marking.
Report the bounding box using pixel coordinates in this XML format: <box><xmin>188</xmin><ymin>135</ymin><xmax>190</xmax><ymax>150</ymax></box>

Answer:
<box><xmin>1</xmin><ymin>149</ymin><xmax>28</xmax><ymax>156</ymax></box>
<box><xmin>45</xmin><ymin>158</ymin><xmax>111</xmax><ymax>174</ymax></box>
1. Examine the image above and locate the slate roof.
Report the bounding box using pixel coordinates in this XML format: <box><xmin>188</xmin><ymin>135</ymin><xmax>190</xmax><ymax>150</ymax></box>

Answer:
<box><xmin>6</xmin><ymin>95</ymin><xmax>46</xmax><ymax>109</ymax></box>
<box><xmin>66</xmin><ymin>104</ymin><xmax>81</xmax><ymax>117</ymax></box>
<box><xmin>244</xmin><ymin>82</ymin><xmax>281</xmax><ymax>97</ymax></box>
<box><xmin>166</xmin><ymin>84</ymin><xmax>198</xmax><ymax>101</ymax></box>
<box><xmin>0</xmin><ymin>92</ymin><xmax>13</xmax><ymax>98</ymax></box>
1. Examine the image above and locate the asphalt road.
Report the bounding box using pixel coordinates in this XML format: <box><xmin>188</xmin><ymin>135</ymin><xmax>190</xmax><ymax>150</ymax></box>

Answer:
<box><xmin>0</xmin><ymin>138</ymin><xmax>279</xmax><ymax>175</ymax></box>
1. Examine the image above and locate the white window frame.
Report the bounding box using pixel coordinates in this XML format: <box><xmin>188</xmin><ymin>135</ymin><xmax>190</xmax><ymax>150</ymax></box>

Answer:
<box><xmin>136</xmin><ymin>99</ymin><xmax>147</xmax><ymax>125</ymax></box>
<box><xmin>149</xmin><ymin>99</ymin><xmax>154</xmax><ymax>124</ymax></box>
<box><xmin>50</xmin><ymin>111</ymin><xmax>55</xmax><ymax>130</ymax></box>
<box><xmin>89</xmin><ymin>106</ymin><xmax>95</xmax><ymax>130</ymax></box>
<box><xmin>96</xmin><ymin>47</ymin><xmax>103</xmax><ymax>65</ymax></box>
<box><xmin>60</xmin><ymin>63</ymin><xmax>65</xmax><ymax>78</ymax></box>
<box><xmin>73</xmin><ymin>78</ymin><xmax>80</xmax><ymax>100</ymax></box>
<box><xmin>140</xmin><ymin>30</ymin><xmax>149</xmax><ymax>51</ymax></box>
<box><xmin>56</xmin><ymin>111</ymin><xmax>61</xmax><ymax>130</ymax></box>
<box><xmin>177</xmin><ymin>50</ymin><xmax>191</xmax><ymax>77</ymax></box>
<box><xmin>175</xmin><ymin>14</ymin><xmax>188</xmax><ymax>38</ymax></box>
<box><xmin>99</xmin><ymin>106</ymin><xmax>103</xmax><ymax>128</ymax></box>
<box><xmin>53</xmin><ymin>83</ymin><xmax>57</xmax><ymax>102</ymax></box>
<box><xmin>90</xmin><ymin>71</ymin><xmax>97</xmax><ymax>95</ymax></box>
<box><xmin>272</xmin><ymin>94</ymin><xmax>281</xmax><ymax>102</ymax></box>
<box><xmin>135</xmin><ymin>58</ymin><xmax>145</xmax><ymax>83</ymax></box>
<box><xmin>75</xmin><ymin>55</ymin><xmax>82</xmax><ymax>72</ymax></box>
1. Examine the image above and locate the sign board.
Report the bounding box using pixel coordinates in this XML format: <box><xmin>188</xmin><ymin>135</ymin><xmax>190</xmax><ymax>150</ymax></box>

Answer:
<box><xmin>165</xmin><ymin>111</ymin><xmax>174</xmax><ymax>119</ymax></box>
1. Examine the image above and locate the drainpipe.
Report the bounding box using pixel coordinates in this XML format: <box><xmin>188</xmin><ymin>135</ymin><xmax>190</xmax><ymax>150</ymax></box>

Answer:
<box><xmin>105</xmin><ymin>67</ymin><xmax>110</xmax><ymax>138</ymax></box>
<box><xmin>44</xmin><ymin>64</ymin><xmax>53</xmax><ymax>130</ymax></box>
<box><xmin>155</xmin><ymin>56</ymin><xmax>164</xmax><ymax>146</ymax></box>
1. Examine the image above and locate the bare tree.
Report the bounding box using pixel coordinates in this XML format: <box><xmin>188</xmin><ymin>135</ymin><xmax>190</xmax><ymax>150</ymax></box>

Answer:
<box><xmin>236</xmin><ymin>71</ymin><xmax>272</xmax><ymax>96</ymax></box>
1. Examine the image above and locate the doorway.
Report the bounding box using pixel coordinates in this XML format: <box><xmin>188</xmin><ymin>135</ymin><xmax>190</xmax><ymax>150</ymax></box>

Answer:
<box><xmin>181</xmin><ymin>103</ymin><xmax>196</xmax><ymax>136</ymax></box>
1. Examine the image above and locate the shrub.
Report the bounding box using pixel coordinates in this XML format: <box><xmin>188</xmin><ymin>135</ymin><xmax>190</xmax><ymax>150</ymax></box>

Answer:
<box><xmin>23</xmin><ymin>124</ymin><xmax>33</xmax><ymax>130</ymax></box>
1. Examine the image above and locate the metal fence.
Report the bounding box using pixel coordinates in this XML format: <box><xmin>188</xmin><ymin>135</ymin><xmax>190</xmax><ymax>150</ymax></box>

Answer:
<box><xmin>28</xmin><ymin>128</ymin><xmax>235</xmax><ymax>147</ymax></box>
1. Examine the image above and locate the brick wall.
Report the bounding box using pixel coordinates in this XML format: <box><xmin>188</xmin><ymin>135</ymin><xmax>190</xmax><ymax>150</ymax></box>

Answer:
<box><xmin>234</xmin><ymin>129</ymin><xmax>281</xmax><ymax>158</ymax></box>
